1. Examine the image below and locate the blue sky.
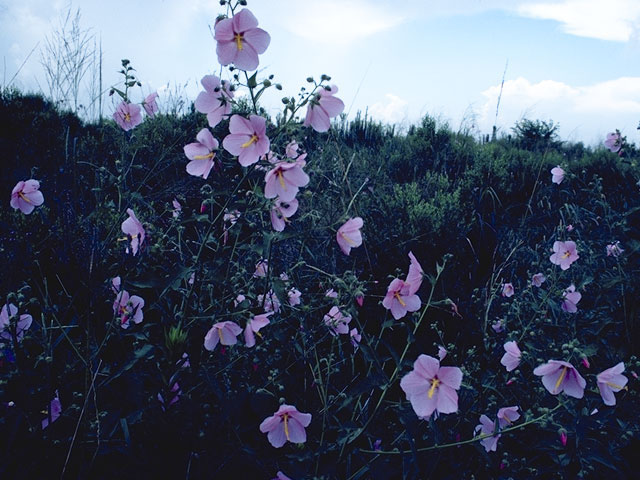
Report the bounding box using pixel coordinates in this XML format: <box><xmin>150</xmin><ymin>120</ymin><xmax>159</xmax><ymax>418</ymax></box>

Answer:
<box><xmin>1</xmin><ymin>0</ymin><xmax>640</xmax><ymax>144</ymax></box>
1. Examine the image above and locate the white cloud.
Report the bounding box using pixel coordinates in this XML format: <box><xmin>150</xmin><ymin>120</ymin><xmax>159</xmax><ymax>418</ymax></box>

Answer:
<box><xmin>369</xmin><ymin>93</ymin><xmax>408</xmax><ymax>124</ymax></box>
<box><xmin>518</xmin><ymin>0</ymin><xmax>640</xmax><ymax>42</ymax></box>
<box><xmin>283</xmin><ymin>0</ymin><xmax>404</xmax><ymax>45</ymax></box>
<box><xmin>479</xmin><ymin>76</ymin><xmax>640</xmax><ymax>142</ymax></box>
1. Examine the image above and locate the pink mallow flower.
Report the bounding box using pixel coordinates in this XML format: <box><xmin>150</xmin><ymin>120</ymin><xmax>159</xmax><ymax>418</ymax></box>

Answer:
<box><xmin>501</xmin><ymin>283</ymin><xmax>514</xmax><ymax>297</ymax></box>
<box><xmin>10</xmin><ymin>180</ymin><xmax>44</xmax><ymax>215</ymax></box>
<box><xmin>606</xmin><ymin>241</ymin><xmax>624</xmax><ymax>258</ymax></box>
<box><xmin>204</xmin><ymin>321</ymin><xmax>242</xmax><ymax>351</ymax></box>
<box><xmin>214</xmin><ymin>8</ymin><xmax>270</xmax><ymax>71</ymax></box>
<box><xmin>323</xmin><ymin>306</ymin><xmax>351</xmax><ymax>336</ymax></box>
<box><xmin>121</xmin><ymin>208</ymin><xmax>145</xmax><ymax>256</ymax></box>
<box><xmin>596</xmin><ymin>362</ymin><xmax>628</xmax><ymax>406</ymax></box>
<box><xmin>113</xmin><ymin>290</ymin><xmax>145</xmax><ymax>329</ymax></box>
<box><xmin>382</xmin><ymin>278</ymin><xmax>421</xmax><ymax>320</ymax></box>
<box><xmin>303</xmin><ymin>85</ymin><xmax>345</xmax><ymax>133</ymax></box>
<box><xmin>533</xmin><ymin>360</ymin><xmax>586</xmax><ymax>398</ymax></box>
<box><xmin>561</xmin><ymin>284</ymin><xmax>582</xmax><ymax>313</ymax></box>
<box><xmin>184</xmin><ymin>128</ymin><xmax>219</xmax><ymax>179</ymax></box>
<box><xmin>223</xmin><ymin>114</ymin><xmax>270</xmax><ymax>167</ymax></box>
<box><xmin>549</xmin><ymin>240</ymin><xmax>579</xmax><ymax>270</ymax></box>
<box><xmin>532</xmin><ymin>273</ymin><xmax>546</xmax><ymax>287</ymax></box>
<box><xmin>551</xmin><ymin>166</ymin><xmax>565</xmax><ymax>184</ymax></box>
<box><xmin>254</xmin><ymin>259</ymin><xmax>268</xmax><ymax>278</ymax></box>
<box><xmin>195</xmin><ymin>74</ymin><xmax>234</xmax><ymax>128</ymax></box>
<box><xmin>258</xmin><ymin>290</ymin><xmax>281</xmax><ymax>313</ymax></box>
<box><xmin>497</xmin><ymin>406</ymin><xmax>520</xmax><ymax>428</ymax></box>
<box><xmin>288</xmin><ymin>288</ymin><xmax>302</xmax><ymax>306</ymax></box>
<box><xmin>271</xmin><ymin>198</ymin><xmax>299</xmax><ymax>232</ymax></box>
<box><xmin>604</xmin><ymin>132</ymin><xmax>622</xmax><ymax>153</ymax></box>
<box><xmin>336</xmin><ymin>217</ymin><xmax>363</xmax><ymax>256</ymax></box>
<box><xmin>500</xmin><ymin>341</ymin><xmax>521</xmax><ymax>372</ymax></box>
<box><xmin>273</xmin><ymin>472</ymin><xmax>292</xmax><ymax>480</ymax></box>
<box><xmin>143</xmin><ymin>92</ymin><xmax>159</xmax><ymax>117</ymax></box>
<box><xmin>325</xmin><ymin>288</ymin><xmax>338</xmax><ymax>299</ymax></box>
<box><xmin>41</xmin><ymin>392</ymin><xmax>62</xmax><ymax>429</ymax></box>
<box><xmin>244</xmin><ymin>312</ymin><xmax>272</xmax><ymax>348</ymax></box>
<box><xmin>285</xmin><ymin>140</ymin><xmax>299</xmax><ymax>158</ymax></box>
<box><xmin>259</xmin><ymin>404</ymin><xmax>312</xmax><ymax>448</ymax></box>
<box><xmin>475</xmin><ymin>415</ymin><xmax>500</xmax><ymax>452</ymax></box>
<box><xmin>264</xmin><ymin>161</ymin><xmax>310</xmax><ymax>203</ymax></box>
<box><xmin>350</xmin><ymin>328</ymin><xmax>361</xmax><ymax>348</ymax></box>
<box><xmin>171</xmin><ymin>198</ymin><xmax>182</xmax><ymax>218</ymax></box>
<box><xmin>0</xmin><ymin>303</ymin><xmax>33</xmax><ymax>342</ymax></box>
<box><xmin>400</xmin><ymin>354</ymin><xmax>463</xmax><ymax>419</ymax></box>
<box><xmin>113</xmin><ymin>101</ymin><xmax>142</xmax><ymax>131</ymax></box>
<box><xmin>492</xmin><ymin>320</ymin><xmax>504</xmax><ymax>333</ymax></box>
<box><xmin>157</xmin><ymin>382</ymin><xmax>181</xmax><ymax>411</ymax></box>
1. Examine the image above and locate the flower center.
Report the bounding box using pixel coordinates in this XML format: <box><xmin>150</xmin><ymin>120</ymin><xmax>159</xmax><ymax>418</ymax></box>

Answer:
<box><xmin>554</xmin><ymin>366</ymin><xmax>568</xmax><ymax>392</ymax></box>
<box><xmin>339</xmin><ymin>231</ymin><xmax>356</xmax><ymax>246</ymax></box>
<box><xmin>193</xmin><ymin>152</ymin><xmax>215</xmax><ymax>160</ymax></box>
<box><xmin>561</xmin><ymin>251</ymin><xmax>571</xmax><ymax>259</ymax></box>
<box><xmin>18</xmin><ymin>191</ymin><xmax>32</xmax><ymax>204</ymax></box>
<box><xmin>277</xmin><ymin>170</ymin><xmax>286</xmax><ymax>190</ymax></box>
<box><xmin>428</xmin><ymin>378</ymin><xmax>440</xmax><ymax>399</ymax></box>
<box><xmin>124</xmin><ymin>112</ymin><xmax>131</xmax><ymax>122</ymax></box>
<box><xmin>394</xmin><ymin>291</ymin><xmax>406</xmax><ymax>307</ymax></box>
<box><xmin>218</xmin><ymin>327</ymin><xmax>224</xmax><ymax>344</ymax></box>
<box><xmin>234</xmin><ymin>33</ymin><xmax>244</xmax><ymax>50</ymax></box>
<box><xmin>241</xmin><ymin>134</ymin><xmax>258</xmax><ymax>148</ymax></box>
<box><xmin>283</xmin><ymin>412</ymin><xmax>290</xmax><ymax>440</ymax></box>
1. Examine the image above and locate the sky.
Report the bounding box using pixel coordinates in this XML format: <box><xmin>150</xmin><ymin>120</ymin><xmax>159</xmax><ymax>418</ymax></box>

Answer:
<box><xmin>1</xmin><ymin>0</ymin><xmax>640</xmax><ymax>145</ymax></box>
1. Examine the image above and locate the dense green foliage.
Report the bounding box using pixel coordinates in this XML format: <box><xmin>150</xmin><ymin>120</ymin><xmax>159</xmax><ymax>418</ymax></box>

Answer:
<box><xmin>1</xmin><ymin>88</ymin><xmax>639</xmax><ymax>479</ymax></box>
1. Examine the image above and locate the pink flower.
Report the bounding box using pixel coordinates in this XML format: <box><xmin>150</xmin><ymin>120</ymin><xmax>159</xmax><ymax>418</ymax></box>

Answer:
<box><xmin>264</xmin><ymin>161</ymin><xmax>310</xmax><ymax>202</ymax></box>
<box><xmin>533</xmin><ymin>360</ymin><xmax>586</xmax><ymax>398</ymax></box>
<box><xmin>0</xmin><ymin>303</ymin><xmax>33</xmax><ymax>342</ymax></box>
<box><xmin>184</xmin><ymin>128</ymin><xmax>219</xmax><ymax>179</ymax></box>
<box><xmin>566</xmin><ymin>224</ymin><xmax>574</xmax><ymax>232</ymax></box>
<box><xmin>121</xmin><ymin>208</ymin><xmax>145</xmax><ymax>256</ymax></box>
<box><xmin>258</xmin><ymin>290</ymin><xmax>281</xmax><ymax>313</ymax></box>
<box><xmin>271</xmin><ymin>198</ymin><xmax>299</xmax><ymax>232</ymax></box>
<box><xmin>323</xmin><ymin>306</ymin><xmax>351</xmax><ymax>335</ymax></box>
<box><xmin>111</xmin><ymin>276</ymin><xmax>121</xmax><ymax>293</ymax></box>
<box><xmin>355</xmin><ymin>294</ymin><xmax>364</xmax><ymax>307</ymax></box>
<box><xmin>532</xmin><ymin>273</ymin><xmax>546</xmax><ymax>287</ymax></box>
<box><xmin>604</xmin><ymin>132</ymin><xmax>622</xmax><ymax>153</ymax></box>
<box><xmin>497</xmin><ymin>406</ymin><xmax>520</xmax><ymax>428</ymax></box>
<box><xmin>438</xmin><ymin>346</ymin><xmax>447</xmax><ymax>361</ymax></box>
<box><xmin>113</xmin><ymin>290</ymin><xmax>145</xmax><ymax>329</ymax></box>
<box><xmin>560</xmin><ymin>430</ymin><xmax>568</xmax><ymax>446</ymax></box>
<box><xmin>596</xmin><ymin>362</ymin><xmax>628</xmax><ymax>406</ymax></box>
<box><xmin>288</xmin><ymin>288</ymin><xmax>302</xmax><ymax>306</ymax></box>
<box><xmin>350</xmin><ymin>328</ymin><xmax>361</xmax><ymax>348</ymax></box>
<box><xmin>223</xmin><ymin>115</ymin><xmax>270</xmax><ymax>166</ymax></box>
<box><xmin>550</xmin><ymin>240</ymin><xmax>579</xmax><ymax>270</ymax></box>
<box><xmin>336</xmin><ymin>217</ymin><xmax>363</xmax><ymax>255</ymax></box>
<box><xmin>400</xmin><ymin>354</ymin><xmax>463</xmax><ymax>419</ymax></box>
<box><xmin>475</xmin><ymin>415</ymin><xmax>499</xmax><ymax>452</ymax></box>
<box><xmin>113</xmin><ymin>101</ymin><xmax>142</xmax><ymax>131</ymax></box>
<box><xmin>143</xmin><ymin>92</ymin><xmax>159</xmax><ymax>117</ymax></box>
<box><xmin>214</xmin><ymin>8</ymin><xmax>271</xmax><ymax>71</ymax></box>
<box><xmin>492</xmin><ymin>320</ymin><xmax>504</xmax><ymax>333</ymax></box>
<box><xmin>204</xmin><ymin>321</ymin><xmax>242</xmax><ymax>351</ymax></box>
<box><xmin>285</xmin><ymin>140</ymin><xmax>299</xmax><ymax>158</ymax></box>
<box><xmin>254</xmin><ymin>259</ymin><xmax>268</xmax><ymax>278</ymax></box>
<box><xmin>244</xmin><ymin>312</ymin><xmax>272</xmax><ymax>348</ymax></box>
<box><xmin>325</xmin><ymin>288</ymin><xmax>338</xmax><ymax>298</ymax></box>
<box><xmin>501</xmin><ymin>283</ymin><xmax>514</xmax><ymax>297</ymax></box>
<box><xmin>406</xmin><ymin>252</ymin><xmax>424</xmax><ymax>292</ymax></box>
<box><xmin>273</xmin><ymin>472</ymin><xmax>293</xmax><ymax>480</ymax></box>
<box><xmin>303</xmin><ymin>85</ymin><xmax>345</xmax><ymax>133</ymax></box>
<box><xmin>41</xmin><ymin>392</ymin><xmax>62</xmax><ymax>429</ymax></box>
<box><xmin>606</xmin><ymin>241</ymin><xmax>624</xmax><ymax>257</ymax></box>
<box><xmin>195</xmin><ymin>74</ymin><xmax>234</xmax><ymax>128</ymax></box>
<box><xmin>561</xmin><ymin>284</ymin><xmax>581</xmax><ymax>313</ymax></box>
<box><xmin>171</xmin><ymin>198</ymin><xmax>182</xmax><ymax>218</ymax></box>
<box><xmin>382</xmin><ymin>278</ymin><xmax>421</xmax><ymax>320</ymax></box>
<box><xmin>234</xmin><ymin>294</ymin><xmax>246</xmax><ymax>308</ymax></box>
<box><xmin>157</xmin><ymin>382</ymin><xmax>181</xmax><ymax>410</ymax></box>
<box><xmin>500</xmin><ymin>341</ymin><xmax>521</xmax><ymax>372</ymax></box>
<box><xmin>551</xmin><ymin>166</ymin><xmax>565</xmax><ymax>184</ymax></box>
<box><xmin>581</xmin><ymin>357</ymin><xmax>590</xmax><ymax>369</ymax></box>
<box><xmin>10</xmin><ymin>180</ymin><xmax>44</xmax><ymax>214</ymax></box>
<box><xmin>259</xmin><ymin>404</ymin><xmax>312</xmax><ymax>448</ymax></box>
